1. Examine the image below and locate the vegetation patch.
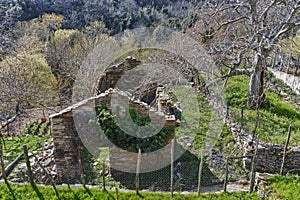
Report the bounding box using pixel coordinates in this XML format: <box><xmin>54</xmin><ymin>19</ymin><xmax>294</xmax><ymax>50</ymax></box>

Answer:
<box><xmin>0</xmin><ymin>183</ymin><xmax>260</xmax><ymax>200</ymax></box>
<box><xmin>226</xmin><ymin>75</ymin><xmax>300</xmax><ymax>145</ymax></box>
<box><xmin>96</xmin><ymin>106</ymin><xmax>174</xmax><ymax>153</ymax></box>
<box><xmin>267</xmin><ymin>175</ymin><xmax>300</xmax><ymax>200</ymax></box>
<box><xmin>3</xmin><ymin>172</ymin><xmax>299</xmax><ymax>200</ymax></box>
<box><xmin>1</xmin><ymin>134</ymin><xmax>52</xmax><ymax>164</ymax></box>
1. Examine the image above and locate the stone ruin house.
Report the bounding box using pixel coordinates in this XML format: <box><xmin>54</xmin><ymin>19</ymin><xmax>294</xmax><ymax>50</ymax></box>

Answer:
<box><xmin>49</xmin><ymin>56</ymin><xmax>300</xmax><ymax>187</ymax></box>
<box><xmin>49</xmin><ymin>57</ymin><xmax>187</xmax><ymax>184</ymax></box>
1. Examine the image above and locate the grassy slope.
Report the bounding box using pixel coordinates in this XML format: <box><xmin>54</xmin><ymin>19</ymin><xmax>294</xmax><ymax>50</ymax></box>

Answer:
<box><xmin>226</xmin><ymin>74</ymin><xmax>300</xmax><ymax>145</ymax></box>
<box><xmin>0</xmin><ymin>175</ymin><xmax>299</xmax><ymax>199</ymax></box>
<box><xmin>1</xmin><ymin>135</ymin><xmax>52</xmax><ymax>164</ymax></box>
<box><xmin>268</xmin><ymin>175</ymin><xmax>300</xmax><ymax>200</ymax></box>
<box><xmin>0</xmin><ymin>183</ymin><xmax>260</xmax><ymax>200</ymax></box>
<box><xmin>6</xmin><ymin>175</ymin><xmax>300</xmax><ymax>200</ymax></box>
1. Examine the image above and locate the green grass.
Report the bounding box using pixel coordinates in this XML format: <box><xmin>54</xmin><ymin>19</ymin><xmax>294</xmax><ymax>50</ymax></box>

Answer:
<box><xmin>226</xmin><ymin>75</ymin><xmax>300</xmax><ymax>145</ymax></box>
<box><xmin>0</xmin><ymin>175</ymin><xmax>299</xmax><ymax>200</ymax></box>
<box><xmin>0</xmin><ymin>183</ymin><xmax>260</xmax><ymax>200</ymax></box>
<box><xmin>172</xmin><ymin>85</ymin><xmax>213</xmax><ymax>152</ymax></box>
<box><xmin>267</xmin><ymin>175</ymin><xmax>300</xmax><ymax>200</ymax></box>
<box><xmin>1</xmin><ymin>175</ymin><xmax>299</xmax><ymax>200</ymax></box>
<box><xmin>1</xmin><ymin>134</ymin><xmax>52</xmax><ymax>164</ymax></box>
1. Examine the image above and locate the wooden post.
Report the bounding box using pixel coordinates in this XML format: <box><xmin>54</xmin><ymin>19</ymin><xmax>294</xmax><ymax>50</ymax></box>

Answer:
<box><xmin>0</xmin><ymin>145</ymin><xmax>16</xmax><ymax>199</ymax></box>
<box><xmin>223</xmin><ymin>156</ymin><xmax>229</xmax><ymax>192</ymax></box>
<box><xmin>197</xmin><ymin>150</ymin><xmax>204</xmax><ymax>196</ymax></box>
<box><xmin>226</xmin><ymin>105</ymin><xmax>229</xmax><ymax>118</ymax></box>
<box><xmin>0</xmin><ymin>152</ymin><xmax>24</xmax><ymax>179</ymax></box>
<box><xmin>23</xmin><ymin>144</ymin><xmax>44</xmax><ymax>199</ymax></box>
<box><xmin>249</xmin><ymin>138</ymin><xmax>259</xmax><ymax>192</ymax></box>
<box><xmin>241</xmin><ymin>106</ymin><xmax>244</xmax><ymax>128</ymax></box>
<box><xmin>34</xmin><ymin>155</ymin><xmax>59</xmax><ymax>199</ymax></box>
<box><xmin>252</xmin><ymin>107</ymin><xmax>260</xmax><ymax>138</ymax></box>
<box><xmin>170</xmin><ymin>138</ymin><xmax>175</xmax><ymax>198</ymax></box>
<box><xmin>7</xmin><ymin>122</ymin><xmax>9</xmax><ymax>136</ymax></box>
<box><xmin>77</xmin><ymin>147</ymin><xmax>86</xmax><ymax>188</ymax></box>
<box><xmin>280</xmin><ymin>125</ymin><xmax>292</xmax><ymax>175</ymax></box>
<box><xmin>135</xmin><ymin>148</ymin><xmax>141</xmax><ymax>195</ymax></box>
<box><xmin>102</xmin><ymin>160</ymin><xmax>106</xmax><ymax>190</ymax></box>
<box><xmin>65</xmin><ymin>158</ymin><xmax>71</xmax><ymax>190</ymax></box>
<box><xmin>115</xmin><ymin>186</ymin><xmax>120</xmax><ymax>200</ymax></box>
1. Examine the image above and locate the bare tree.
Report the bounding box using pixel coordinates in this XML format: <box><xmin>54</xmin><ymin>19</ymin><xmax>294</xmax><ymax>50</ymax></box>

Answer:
<box><xmin>46</xmin><ymin>28</ymin><xmax>109</xmax><ymax>106</ymax></box>
<box><xmin>190</xmin><ymin>0</ymin><xmax>300</xmax><ymax>108</ymax></box>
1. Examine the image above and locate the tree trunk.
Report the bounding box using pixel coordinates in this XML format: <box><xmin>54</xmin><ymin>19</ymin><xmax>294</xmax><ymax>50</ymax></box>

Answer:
<box><xmin>248</xmin><ymin>55</ymin><xmax>265</xmax><ymax>108</ymax></box>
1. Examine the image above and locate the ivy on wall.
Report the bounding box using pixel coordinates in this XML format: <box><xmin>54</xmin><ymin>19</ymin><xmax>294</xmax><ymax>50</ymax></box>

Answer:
<box><xmin>96</xmin><ymin>105</ymin><xmax>174</xmax><ymax>153</ymax></box>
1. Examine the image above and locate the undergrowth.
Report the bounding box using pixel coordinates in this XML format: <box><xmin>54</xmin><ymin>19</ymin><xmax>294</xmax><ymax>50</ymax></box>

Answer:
<box><xmin>267</xmin><ymin>175</ymin><xmax>300</xmax><ymax>200</ymax></box>
<box><xmin>226</xmin><ymin>75</ymin><xmax>300</xmax><ymax>145</ymax></box>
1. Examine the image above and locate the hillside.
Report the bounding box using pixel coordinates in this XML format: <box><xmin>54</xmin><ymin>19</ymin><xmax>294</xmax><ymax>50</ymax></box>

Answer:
<box><xmin>0</xmin><ymin>0</ymin><xmax>300</xmax><ymax>199</ymax></box>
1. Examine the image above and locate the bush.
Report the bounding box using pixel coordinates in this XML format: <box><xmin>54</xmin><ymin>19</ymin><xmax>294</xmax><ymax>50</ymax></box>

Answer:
<box><xmin>226</xmin><ymin>75</ymin><xmax>300</xmax><ymax>145</ymax></box>
<box><xmin>96</xmin><ymin>106</ymin><xmax>174</xmax><ymax>153</ymax></box>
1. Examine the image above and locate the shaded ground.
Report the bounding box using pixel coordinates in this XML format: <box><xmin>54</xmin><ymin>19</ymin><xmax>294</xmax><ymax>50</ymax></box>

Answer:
<box><xmin>110</xmin><ymin>143</ymin><xmax>219</xmax><ymax>191</ymax></box>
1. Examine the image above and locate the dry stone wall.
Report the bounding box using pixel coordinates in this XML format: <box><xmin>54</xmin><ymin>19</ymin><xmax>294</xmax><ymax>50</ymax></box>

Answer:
<box><xmin>225</xmin><ymin>114</ymin><xmax>300</xmax><ymax>175</ymax></box>
<box><xmin>50</xmin><ymin>56</ymin><xmax>195</xmax><ymax>184</ymax></box>
<box><xmin>50</xmin><ymin>112</ymin><xmax>82</xmax><ymax>183</ymax></box>
<box><xmin>94</xmin><ymin>57</ymin><xmax>141</xmax><ymax>96</ymax></box>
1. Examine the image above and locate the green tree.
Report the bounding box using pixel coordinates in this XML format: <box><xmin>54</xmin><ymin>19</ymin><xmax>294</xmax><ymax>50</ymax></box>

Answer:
<box><xmin>0</xmin><ymin>35</ymin><xmax>58</xmax><ymax>116</ymax></box>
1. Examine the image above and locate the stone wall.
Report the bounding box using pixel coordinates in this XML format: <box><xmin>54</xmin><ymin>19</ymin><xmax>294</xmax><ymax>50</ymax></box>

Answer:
<box><xmin>225</xmin><ymin>114</ymin><xmax>300</xmax><ymax>175</ymax></box>
<box><xmin>269</xmin><ymin>68</ymin><xmax>300</xmax><ymax>95</ymax></box>
<box><xmin>109</xmin><ymin>144</ymin><xmax>172</xmax><ymax>174</ymax></box>
<box><xmin>244</xmin><ymin>143</ymin><xmax>300</xmax><ymax>174</ymax></box>
<box><xmin>94</xmin><ymin>57</ymin><xmax>141</xmax><ymax>96</ymax></box>
<box><xmin>51</xmin><ymin>112</ymin><xmax>83</xmax><ymax>183</ymax></box>
<box><xmin>50</xmin><ymin>88</ymin><xmax>177</xmax><ymax>183</ymax></box>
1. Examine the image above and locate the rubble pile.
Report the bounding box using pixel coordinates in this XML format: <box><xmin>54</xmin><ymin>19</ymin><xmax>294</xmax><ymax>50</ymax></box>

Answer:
<box><xmin>11</xmin><ymin>142</ymin><xmax>57</xmax><ymax>184</ymax></box>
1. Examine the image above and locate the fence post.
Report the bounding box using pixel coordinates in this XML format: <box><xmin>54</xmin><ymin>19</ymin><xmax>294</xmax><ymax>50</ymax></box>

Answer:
<box><xmin>197</xmin><ymin>150</ymin><xmax>204</xmax><ymax>196</ymax></box>
<box><xmin>280</xmin><ymin>125</ymin><xmax>292</xmax><ymax>175</ymax></box>
<box><xmin>0</xmin><ymin>145</ymin><xmax>16</xmax><ymax>199</ymax></box>
<box><xmin>102</xmin><ymin>160</ymin><xmax>106</xmax><ymax>190</ymax></box>
<box><xmin>241</xmin><ymin>106</ymin><xmax>244</xmax><ymax>128</ymax></box>
<box><xmin>23</xmin><ymin>144</ymin><xmax>44</xmax><ymax>199</ymax></box>
<box><xmin>249</xmin><ymin>137</ymin><xmax>259</xmax><ymax>192</ymax></box>
<box><xmin>170</xmin><ymin>138</ymin><xmax>175</xmax><ymax>198</ymax></box>
<box><xmin>77</xmin><ymin>147</ymin><xmax>86</xmax><ymax>188</ymax></box>
<box><xmin>226</xmin><ymin>105</ymin><xmax>229</xmax><ymax>118</ymax></box>
<box><xmin>135</xmin><ymin>148</ymin><xmax>141</xmax><ymax>195</ymax></box>
<box><xmin>34</xmin><ymin>155</ymin><xmax>59</xmax><ymax>199</ymax></box>
<box><xmin>65</xmin><ymin>158</ymin><xmax>71</xmax><ymax>190</ymax></box>
<box><xmin>223</xmin><ymin>156</ymin><xmax>230</xmax><ymax>192</ymax></box>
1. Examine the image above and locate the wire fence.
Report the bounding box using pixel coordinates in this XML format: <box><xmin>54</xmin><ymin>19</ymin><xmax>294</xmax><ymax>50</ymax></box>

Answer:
<box><xmin>0</xmin><ymin>139</ymin><xmax>256</xmax><ymax>196</ymax></box>
<box><xmin>0</xmin><ymin>124</ymin><xmax>296</xmax><ymax>198</ymax></box>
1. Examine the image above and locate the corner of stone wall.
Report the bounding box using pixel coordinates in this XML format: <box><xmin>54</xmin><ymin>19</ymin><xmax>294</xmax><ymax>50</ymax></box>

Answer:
<box><xmin>51</xmin><ymin>112</ymin><xmax>82</xmax><ymax>184</ymax></box>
